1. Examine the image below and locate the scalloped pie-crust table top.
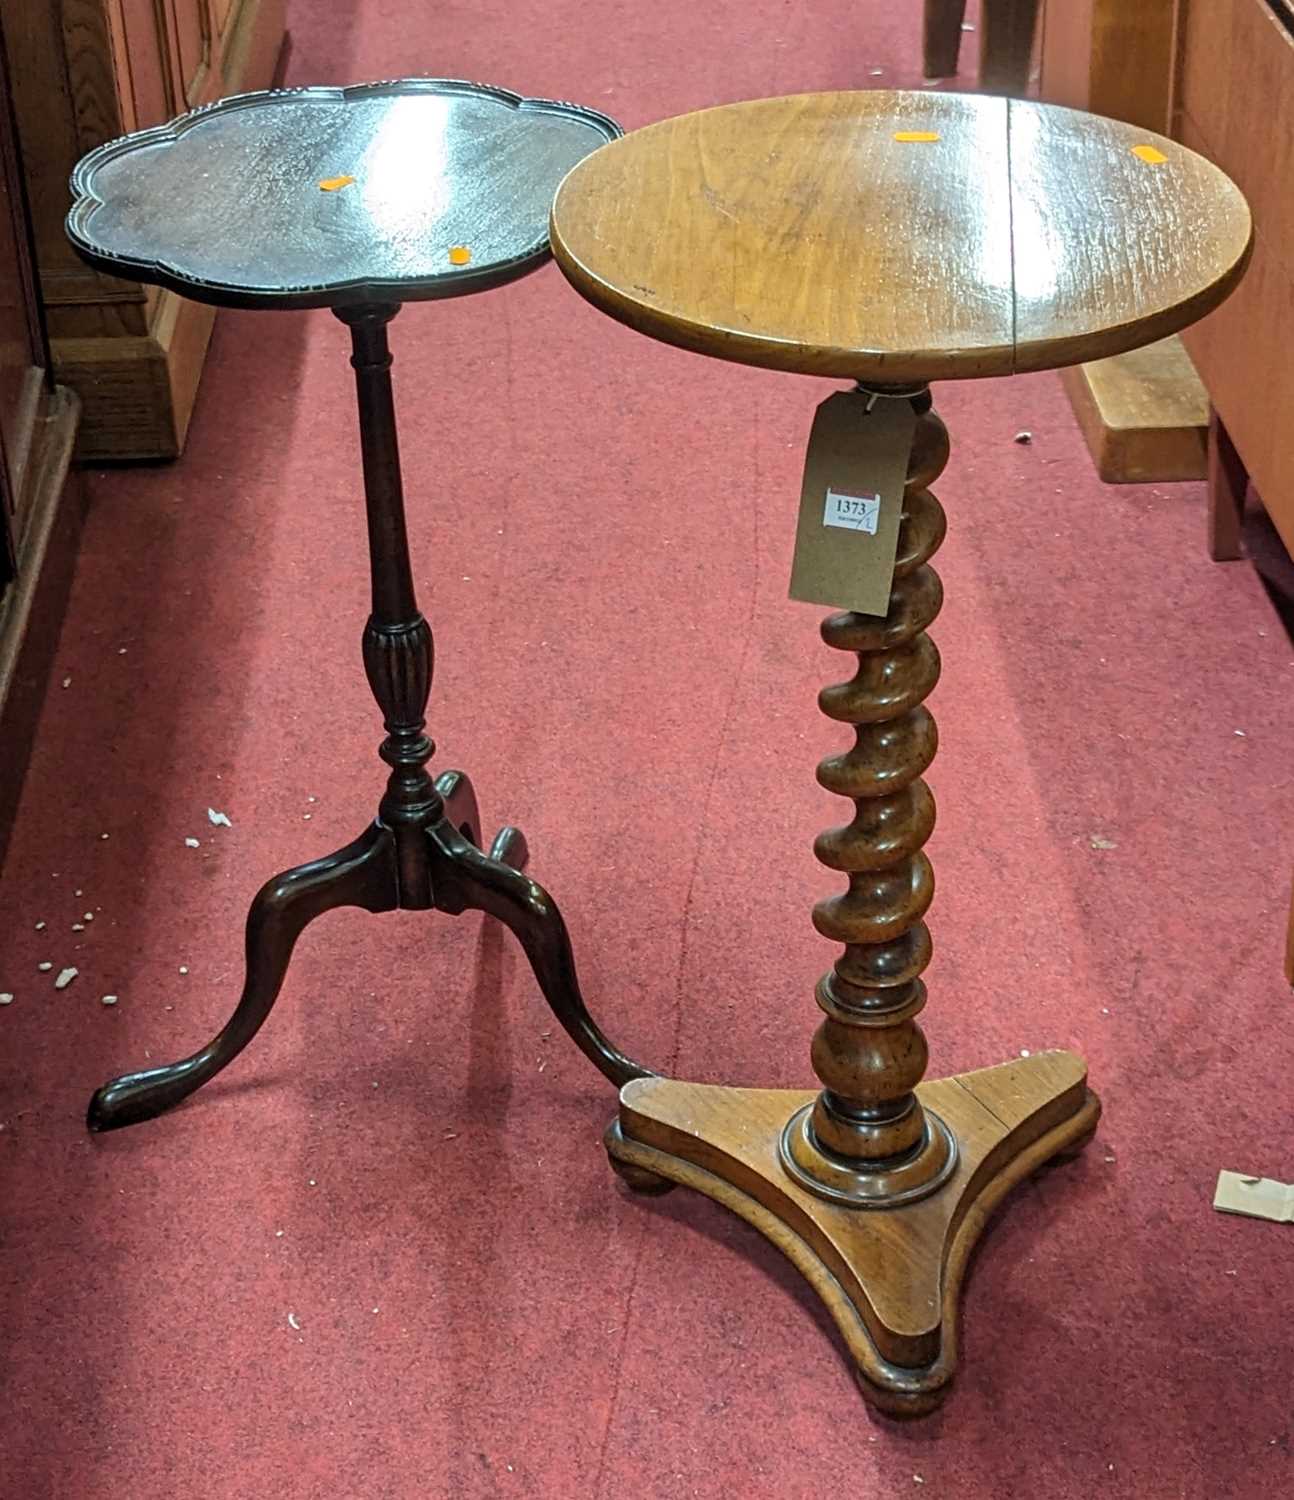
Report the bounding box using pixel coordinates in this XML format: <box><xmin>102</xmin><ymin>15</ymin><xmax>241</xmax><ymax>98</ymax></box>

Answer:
<box><xmin>68</xmin><ymin>78</ymin><xmax>620</xmax><ymax>308</ymax></box>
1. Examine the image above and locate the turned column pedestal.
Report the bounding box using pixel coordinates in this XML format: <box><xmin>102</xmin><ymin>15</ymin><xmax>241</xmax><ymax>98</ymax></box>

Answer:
<box><xmin>783</xmin><ymin>386</ymin><xmax>955</xmax><ymax>1212</ymax></box>
<box><xmin>551</xmin><ymin>89</ymin><xmax>1252</xmax><ymax>1411</ymax></box>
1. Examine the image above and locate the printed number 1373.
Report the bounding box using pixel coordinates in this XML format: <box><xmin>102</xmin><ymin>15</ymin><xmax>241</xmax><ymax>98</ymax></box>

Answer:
<box><xmin>823</xmin><ymin>488</ymin><xmax>880</xmax><ymax>535</ymax></box>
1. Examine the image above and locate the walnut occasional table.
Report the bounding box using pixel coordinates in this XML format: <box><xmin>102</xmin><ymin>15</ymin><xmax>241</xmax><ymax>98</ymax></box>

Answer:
<box><xmin>550</xmin><ymin>91</ymin><xmax>1251</xmax><ymax>1413</ymax></box>
<box><xmin>68</xmin><ymin>79</ymin><xmax>651</xmax><ymax>1130</ymax></box>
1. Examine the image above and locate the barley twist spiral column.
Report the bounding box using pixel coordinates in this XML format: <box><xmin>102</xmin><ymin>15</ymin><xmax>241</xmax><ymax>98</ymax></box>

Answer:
<box><xmin>779</xmin><ymin>387</ymin><xmax>958</xmax><ymax>1206</ymax></box>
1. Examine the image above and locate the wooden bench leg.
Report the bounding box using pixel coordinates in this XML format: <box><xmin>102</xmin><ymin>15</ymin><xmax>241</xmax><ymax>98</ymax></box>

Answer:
<box><xmin>923</xmin><ymin>0</ymin><xmax>968</xmax><ymax>79</ymax></box>
<box><xmin>1207</xmin><ymin>406</ymin><xmax>1248</xmax><ymax>561</ymax></box>
<box><xmin>979</xmin><ymin>0</ymin><xmax>1041</xmax><ymax>95</ymax></box>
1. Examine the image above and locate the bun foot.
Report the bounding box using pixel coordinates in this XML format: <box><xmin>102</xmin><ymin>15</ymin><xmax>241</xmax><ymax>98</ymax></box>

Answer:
<box><xmin>607</xmin><ymin>1133</ymin><xmax>677</xmax><ymax>1196</ymax></box>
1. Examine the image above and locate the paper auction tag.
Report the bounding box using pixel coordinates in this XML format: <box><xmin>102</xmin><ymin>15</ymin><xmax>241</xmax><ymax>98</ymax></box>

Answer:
<box><xmin>788</xmin><ymin>390</ymin><xmax>916</xmax><ymax>616</ymax></box>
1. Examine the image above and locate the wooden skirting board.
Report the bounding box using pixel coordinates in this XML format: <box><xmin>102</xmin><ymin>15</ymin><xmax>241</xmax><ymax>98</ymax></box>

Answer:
<box><xmin>1060</xmin><ymin>334</ymin><xmax>1209</xmax><ymax>483</ymax></box>
<box><xmin>53</xmin><ymin>293</ymin><xmax>218</xmax><ymax>463</ymax></box>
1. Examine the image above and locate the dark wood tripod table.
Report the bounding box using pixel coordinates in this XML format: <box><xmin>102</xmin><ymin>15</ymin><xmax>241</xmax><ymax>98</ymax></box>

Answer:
<box><xmin>67</xmin><ymin>80</ymin><xmax>651</xmax><ymax>1129</ymax></box>
<box><xmin>550</xmin><ymin>91</ymin><xmax>1251</xmax><ymax>1413</ymax></box>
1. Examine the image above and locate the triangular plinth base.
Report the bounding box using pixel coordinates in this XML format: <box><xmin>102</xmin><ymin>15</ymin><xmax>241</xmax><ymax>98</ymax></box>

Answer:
<box><xmin>607</xmin><ymin>1050</ymin><xmax>1099</xmax><ymax>1415</ymax></box>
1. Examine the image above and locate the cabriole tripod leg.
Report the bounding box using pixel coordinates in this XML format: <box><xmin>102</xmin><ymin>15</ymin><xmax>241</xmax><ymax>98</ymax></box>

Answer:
<box><xmin>87</xmin><ymin>825</ymin><xmax>398</xmax><ymax>1131</ymax></box>
<box><xmin>430</xmin><ymin>823</ymin><xmax>651</xmax><ymax>1088</ymax></box>
<box><xmin>433</xmin><ymin>769</ymin><xmax>529</xmax><ymax>871</ymax></box>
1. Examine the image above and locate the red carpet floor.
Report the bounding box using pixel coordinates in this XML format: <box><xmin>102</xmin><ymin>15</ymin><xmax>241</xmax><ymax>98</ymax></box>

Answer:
<box><xmin>4</xmin><ymin>3</ymin><xmax>1294</xmax><ymax>1496</ymax></box>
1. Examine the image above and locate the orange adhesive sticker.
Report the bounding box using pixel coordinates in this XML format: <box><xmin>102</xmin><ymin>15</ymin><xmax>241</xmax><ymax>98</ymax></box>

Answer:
<box><xmin>894</xmin><ymin>131</ymin><xmax>940</xmax><ymax>143</ymax></box>
<box><xmin>1131</xmin><ymin>145</ymin><xmax>1167</xmax><ymax>165</ymax></box>
<box><xmin>448</xmin><ymin>246</ymin><xmax>472</xmax><ymax>265</ymax></box>
<box><xmin>318</xmin><ymin>175</ymin><xmax>355</xmax><ymax>191</ymax></box>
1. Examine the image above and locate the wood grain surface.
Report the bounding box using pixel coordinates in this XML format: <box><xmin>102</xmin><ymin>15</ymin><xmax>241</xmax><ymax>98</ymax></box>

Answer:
<box><xmin>609</xmin><ymin>1051</ymin><xmax>1099</xmax><ymax>1413</ymax></box>
<box><xmin>1008</xmin><ymin>101</ymin><xmax>1250</xmax><ymax>370</ymax></box>
<box><xmin>550</xmin><ymin>90</ymin><xmax>1251</xmax><ymax>381</ymax></box>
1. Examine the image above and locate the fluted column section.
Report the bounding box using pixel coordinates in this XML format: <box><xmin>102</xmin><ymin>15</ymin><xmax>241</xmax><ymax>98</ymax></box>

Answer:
<box><xmin>339</xmin><ymin>301</ymin><xmax>441</xmax><ymax>906</ymax></box>
<box><xmin>780</xmin><ymin>387</ymin><xmax>957</xmax><ymax>1208</ymax></box>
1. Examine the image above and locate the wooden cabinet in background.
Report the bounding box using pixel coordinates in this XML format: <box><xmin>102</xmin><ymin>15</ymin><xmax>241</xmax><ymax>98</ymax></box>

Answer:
<box><xmin>0</xmin><ymin>115</ymin><xmax>46</xmax><ymax>557</ymax></box>
<box><xmin>1039</xmin><ymin>0</ymin><xmax>1177</xmax><ymax>133</ymax></box>
<box><xmin>0</xmin><ymin>17</ymin><xmax>82</xmax><ymax>854</ymax></box>
<box><xmin>0</xmin><ymin>0</ymin><xmax>286</xmax><ymax>461</ymax></box>
<box><xmin>1176</xmin><ymin>0</ymin><xmax>1294</xmax><ymax>560</ymax></box>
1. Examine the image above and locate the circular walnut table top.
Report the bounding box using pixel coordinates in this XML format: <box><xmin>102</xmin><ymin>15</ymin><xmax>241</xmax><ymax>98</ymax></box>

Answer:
<box><xmin>550</xmin><ymin>91</ymin><xmax>1251</xmax><ymax>382</ymax></box>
